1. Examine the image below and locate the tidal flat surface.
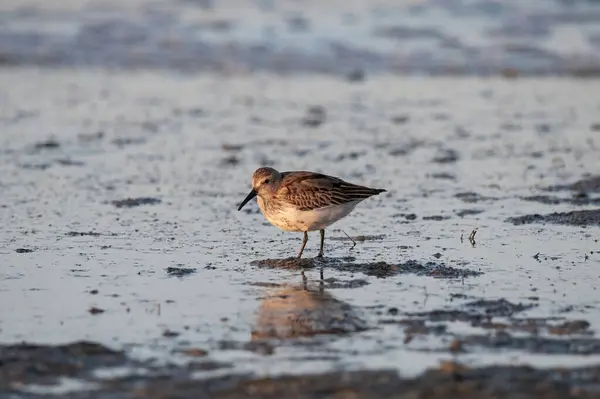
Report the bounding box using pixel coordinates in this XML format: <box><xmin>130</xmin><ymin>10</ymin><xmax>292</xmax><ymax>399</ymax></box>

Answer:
<box><xmin>1</xmin><ymin>69</ymin><xmax>600</xmax><ymax>397</ymax></box>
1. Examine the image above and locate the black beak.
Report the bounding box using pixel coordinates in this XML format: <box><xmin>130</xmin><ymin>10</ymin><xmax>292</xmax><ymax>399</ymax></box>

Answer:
<box><xmin>237</xmin><ymin>189</ymin><xmax>257</xmax><ymax>211</ymax></box>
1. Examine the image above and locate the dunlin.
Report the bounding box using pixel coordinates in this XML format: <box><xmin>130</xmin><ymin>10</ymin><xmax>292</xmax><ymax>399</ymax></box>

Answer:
<box><xmin>237</xmin><ymin>167</ymin><xmax>386</xmax><ymax>258</ymax></box>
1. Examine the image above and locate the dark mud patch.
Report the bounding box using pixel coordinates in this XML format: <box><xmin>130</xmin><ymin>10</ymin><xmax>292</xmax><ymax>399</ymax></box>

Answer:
<box><xmin>328</xmin><ymin>234</ymin><xmax>386</xmax><ymax>242</ymax></box>
<box><xmin>465</xmin><ymin>299</ymin><xmax>536</xmax><ymax>317</ymax></box>
<box><xmin>301</xmin><ymin>105</ymin><xmax>326</xmax><ymax>127</ymax></box>
<box><xmin>56</xmin><ymin>158</ymin><xmax>85</xmax><ymax>167</ymax></box>
<box><xmin>162</xmin><ymin>329</ymin><xmax>181</xmax><ymax>338</ymax></box>
<box><xmin>250</xmin><ymin>257</ymin><xmax>318</xmax><ymax>270</ymax></box>
<box><xmin>399</xmin><ymin>299</ymin><xmax>600</xmax><ymax>356</ymax></box>
<box><xmin>32</xmin><ymin>139</ymin><xmax>60</xmax><ymax>151</ymax></box>
<box><xmin>459</xmin><ymin>333</ymin><xmax>600</xmax><ymax>355</ymax></box>
<box><xmin>166</xmin><ymin>267</ymin><xmax>197</xmax><ymax>277</ymax></box>
<box><xmin>373</xmin><ymin>25</ymin><xmax>445</xmax><ymax>41</ymax></box>
<box><xmin>455</xmin><ymin>192</ymin><xmax>497</xmax><ymax>203</ymax></box>
<box><xmin>475</xmin><ymin>318</ymin><xmax>593</xmax><ymax>336</ymax></box>
<box><xmin>389</xmin><ymin>213</ymin><xmax>417</xmax><ymax>222</ymax></box>
<box><xmin>548</xmin><ymin>320</ymin><xmax>593</xmax><ymax>336</ymax></box>
<box><xmin>407</xmin><ymin>299</ymin><xmax>536</xmax><ymax>322</ymax></box>
<box><xmin>20</xmin><ymin>162</ymin><xmax>51</xmax><ymax>170</ymax></box>
<box><xmin>388</xmin><ymin>140</ymin><xmax>425</xmax><ymax>157</ymax></box>
<box><xmin>394</xmin><ymin>260</ymin><xmax>482</xmax><ymax>278</ymax></box>
<box><xmin>428</xmin><ymin>172</ymin><xmax>456</xmax><ymax>180</ymax></box>
<box><xmin>110</xmin><ymin>197</ymin><xmax>162</xmax><ymax>208</ymax></box>
<box><xmin>248</xmin><ymin>282</ymin><xmax>282</xmax><ymax>288</ymax></box>
<box><xmin>251</xmin><ymin>258</ymin><xmax>482</xmax><ymax>279</ymax></box>
<box><xmin>334</xmin><ymin>151</ymin><xmax>366</xmax><ymax>162</ymax></box>
<box><xmin>65</xmin><ymin>231</ymin><xmax>103</xmax><ymax>237</ymax></box>
<box><xmin>521</xmin><ymin>195</ymin><xmax>600</xmax><ymax>206</ymax></box>
<box><xmin>78</xmin><ymin>131</ymin><xmax>105</xmax><ymax>142</ymax></box>
<box><xmin>174</xmin><ymin>347</ymin><xmax>209</xmax><ymax>358</ymax></box>
<box><xmin>241</xmin><ymin>207</ymin><xmax>261</xmax><ymax>215</ymax></box>
<box><xmin>345</xmin><ymin>68</ymin><xmax>366</xmax><ymax>82</ymax></box>
<box><xmin>507</xmin><ymin>209</ymin><xmax>600</xmax><ymax>227</ymax></box>
<box><xmin>88</xmin><ymin>306</ymin><xmax>105</xmax><ymax>315</ymax></box>
<box><xmin>0</xmin><ymin>341</ymin><xmax>126</xmax><ymax>389</ymax></box>
<box><xmin>422</xmin><ymin>215</ymin><xmax>451</xmax><ymax>221</ymax></box>
<box><xmin>173</xmin><ymin>107</ymin><xmax>210</xmax><ymax>118</ymax></box>
<box><xmin>15</xmin><ymin>248</ymin><xmax>34</xmax><ymax>253</ymax></box>
<box><xmin>391</xmin><ymin>114</ymin><xmax>410</xmax><ymax>124</ymax></box>
<box><xmin>432</xmin><ymin>148</ymin><xmax>460</xmax><ymax>164</ymax></box>
<box><xmin>337</xmin><ymin>261</ymin><xmax>404</xmax><ymax>278</ymax></box>
<box><xmin>322</xmin><ymin>278</ymin><xmax>370</xmax><ymax>289</ymax></box>
<box><xmin>544</xmin><ymin>175</ymin><xmax>600</xmax><ymax>195</ymax></box>
<box><xmin>111</xmin><ymin>137</ymin><xmax>146</xmax><ymax>147</ymax></box>
<box><xmin>4</xmin><ymin>341</ymin><xmax>600</xmax><ymax>398</ymax></box>
<box><xmin>217</xmin><ymin>340</ymin><xmax>276</xmax><ymax>356</ymax></box>
<box><xmin>221</xmin><ymin>143</ymin><xmax>244</xmax><ymax>152</ymax></box>
<box><xmin>455</xmin><ymin>209</ymin><xmax>484</xmax><ymax>217</ymax></box>
<box><xmin>213</xmin><ymin>365</ymin><xmax>600</xmax><ymax>399</ymax></box>
<box><xmin>379</xmin><ymin>318</ymin><xmax>448</xmax><ymax>336</ymax></box>
<box><xmin>221</xmin><ymin>155</ymin><xmax>241</xmax><ymax>166</ymax></box>
<box><xmin>20</xmin><ymin>159</ymin><xmax>85</xmax><ymax>170</ymax></box>
<box><xmin>16</xmin><ymin>363</ymin><xmax>600</xmax><ymax>399</ymax></box>
<box><xmin>0</xmin><ymin>341</ymin><xmax>235</xmax><ymax>397</ymax></box>
<box><xmin>168</xmin><ymin>356</ymin><xmax>229</xmax><ymax>372</ymax></box>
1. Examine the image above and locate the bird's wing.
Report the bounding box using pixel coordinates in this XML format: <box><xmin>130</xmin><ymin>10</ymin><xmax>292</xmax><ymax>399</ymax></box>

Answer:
<box><xmin>278</xmin><ymin>172</ymin><xmax>385</xmax><ymax>211</ymax></box>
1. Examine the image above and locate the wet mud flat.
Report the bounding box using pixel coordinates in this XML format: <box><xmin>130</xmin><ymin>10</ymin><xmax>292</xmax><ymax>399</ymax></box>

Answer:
<box><xmin>1</xmin><ymin>68</ymin><xmax>600</xmax><ymax>397</ymax></box>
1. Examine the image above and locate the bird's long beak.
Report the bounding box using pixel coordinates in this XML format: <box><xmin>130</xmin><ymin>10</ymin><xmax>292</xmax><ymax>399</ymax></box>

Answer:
<box><xmin>237</xmin><ymin>189</ymin><xmax>257</xmax><ymax>211</ymax></box>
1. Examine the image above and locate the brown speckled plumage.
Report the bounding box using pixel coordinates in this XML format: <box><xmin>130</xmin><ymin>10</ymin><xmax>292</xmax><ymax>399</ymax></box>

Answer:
<box><xmin>276</xmin><ymin>171</ymin><xmax>386</xmax><ymax>211</ymax></box>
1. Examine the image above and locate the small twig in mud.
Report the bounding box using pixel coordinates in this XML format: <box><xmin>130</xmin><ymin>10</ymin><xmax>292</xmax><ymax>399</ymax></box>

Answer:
<box><xmin>342</xmin><ymin>230</ymin><xmax>357</xmax><ymax>251</ymax></box>
<box><xmin>468</xmin><ymin>228</ymin><xmax>478</xmax><ymax>246</ymax></box>
<box><xmin>460</xmin><ymin>233</ymin><xmax>463</xmax><ymax>243</ymax></box>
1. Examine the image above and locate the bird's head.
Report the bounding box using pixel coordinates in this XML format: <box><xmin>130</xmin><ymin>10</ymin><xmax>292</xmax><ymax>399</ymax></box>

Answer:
<box><xmin>238</xmin><ymin>167</ymin><xmax>282</xmax><ymax>211</ymax></box>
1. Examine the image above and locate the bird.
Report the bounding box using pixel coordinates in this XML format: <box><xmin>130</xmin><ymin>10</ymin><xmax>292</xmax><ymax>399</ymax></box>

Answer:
<box><xmin>237</xmin><ymin>167</ymin><xmax>386</xmax><ymax>258</ymax></box>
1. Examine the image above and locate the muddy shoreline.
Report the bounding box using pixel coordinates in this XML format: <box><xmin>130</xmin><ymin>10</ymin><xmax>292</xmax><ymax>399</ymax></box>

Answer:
<box><xmin>3</xmin><ymin>339</ymin><xmax>600</xmax><ymax>398</ymax></box>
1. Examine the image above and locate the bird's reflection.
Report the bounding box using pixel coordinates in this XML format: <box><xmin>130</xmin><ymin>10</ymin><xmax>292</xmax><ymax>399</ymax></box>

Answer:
<box><xmin>300</xmin><ymin>268</ymin><xmax>324</xmax><ymax>291</ymax></box>
<box><xmin>251</xmin><ymin>271</ymin><xmax>367</xmax><ymax>340</ymax></box>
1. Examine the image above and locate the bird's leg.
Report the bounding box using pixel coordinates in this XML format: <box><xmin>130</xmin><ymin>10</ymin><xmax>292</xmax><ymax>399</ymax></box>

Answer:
<box><xmin>297</xmin><ymin>231</ymin><xmax>308</xmax><ymax>259</ymax></box>
<box><xmin>317</xmin><ymin>229</ymin><xmax>325</xmax><ymax>258</ymax></box>
<box><xmin>319</xmin><ymin>269</ymin><xmax>324</xmax><ymax>294</ymax></box>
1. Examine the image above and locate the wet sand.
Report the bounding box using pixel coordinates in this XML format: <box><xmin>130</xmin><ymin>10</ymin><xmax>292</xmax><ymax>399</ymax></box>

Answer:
<box><xmin>0</xmin><ymin>67</ymin><xmax>599</xmax><ymax>397</ymax></box>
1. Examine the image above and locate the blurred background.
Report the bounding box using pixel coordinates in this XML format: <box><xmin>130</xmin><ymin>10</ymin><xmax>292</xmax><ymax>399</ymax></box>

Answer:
<box><xmin>2</xmin><ymin>0</ymin><xmax>600</xmax><ymax>77</ymax></box>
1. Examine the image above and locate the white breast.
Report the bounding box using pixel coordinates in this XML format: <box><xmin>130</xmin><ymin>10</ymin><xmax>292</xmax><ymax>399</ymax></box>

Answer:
<box><xmin>258</xmin><ymin>197</ymin><xmax>362</xmax><ymax>232</ymax></box>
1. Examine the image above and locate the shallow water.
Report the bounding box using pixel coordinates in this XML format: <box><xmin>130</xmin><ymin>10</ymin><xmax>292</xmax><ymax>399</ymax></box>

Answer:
<box><xmin>1</xmin><ymin>69</ymin><xmax>599</xmax><ymax>395</ymax></box>
<box><xmin>1</xmin><ymin>0</ymin><xmax>600</xmax><ymax>74</ymax></box>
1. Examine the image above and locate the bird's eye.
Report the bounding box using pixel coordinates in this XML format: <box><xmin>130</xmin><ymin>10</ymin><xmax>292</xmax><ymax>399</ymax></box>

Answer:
<box><xmin>264</xmin><ymin>179</ymin><xmax>270</xmax><ymax>184</ymax></box>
